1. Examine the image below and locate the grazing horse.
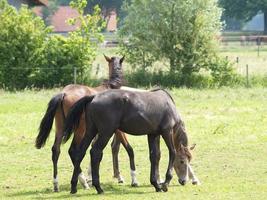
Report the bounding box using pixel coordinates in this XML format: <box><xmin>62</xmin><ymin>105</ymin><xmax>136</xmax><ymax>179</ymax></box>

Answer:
<box><xmin>35</xmin><ymin>55</ymin><xmax>138</xmax><ymax>192</ymax></box>
<box><xmin>63</xmin><ymin>89</ymin><xmax>198</xmax><ymax>194</ymax></box>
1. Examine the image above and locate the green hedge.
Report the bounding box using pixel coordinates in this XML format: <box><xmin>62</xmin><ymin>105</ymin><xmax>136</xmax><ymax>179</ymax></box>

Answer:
<box><xmin>0</xmin><ymin>0</ymin><xmax>103</xmax><ymax>90</ymax></box>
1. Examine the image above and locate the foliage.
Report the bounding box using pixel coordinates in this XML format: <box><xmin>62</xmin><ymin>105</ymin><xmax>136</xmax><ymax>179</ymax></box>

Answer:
<box><xmin>0</xmin><ymin>0</ymin><xmax>104</xmax><ymax>89</ymax></box>
<box><xmin>219</xmin><ymin>0</ymin><xmax>267</xmax><ymax>32</ymax></box>
<box><xmin>119</xmin><ymin>0</ymin><xmax>228</xmax><ymax>86</ymax></box>
<box><xmin>0</xmin><ymin>0</ymin><xmax>50</xmax><ymax>90</ymax></box>
<box><xmin>42</xmin><ymin>0</ymin><xmax>60</xmax><ymax>26</ymax></box>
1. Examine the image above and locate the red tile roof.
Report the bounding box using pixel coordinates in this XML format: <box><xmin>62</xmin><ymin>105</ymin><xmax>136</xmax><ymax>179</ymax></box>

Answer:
<box><xmin>106</xmin><ymin>10</ymin><xmax>117</xmax><ymax>32</ymax></box>
<box><xmin>33</xmin><ymin>6</ymin><xmax>80</xmax><ymax>33</ymax></box>
<box><xmin>51</xmin><ymin>6</ymin><xmax>80</xmax><ymax>32</ymax></box>
<box><xmin>33</xmin><ymin>5</ymin><xmax>118</xmax><ymax>33</ymax></box>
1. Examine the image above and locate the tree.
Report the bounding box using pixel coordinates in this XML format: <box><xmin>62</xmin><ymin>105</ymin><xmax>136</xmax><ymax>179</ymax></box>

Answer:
<box><xmin>0</xmin><ymin>0</ymin><xmax>50</xmax><ymax>89</ymax></box>
<box><xmin>85</xmin><ymin>0</ymin><xmax>130</xmax><ymax>20</ymax></box>
<box><xmin>119</xmin><ymin>0</ymin><xmax>222</xmax><ymax>80</ymax></box>
<box><xmin>219</xmin><ymin>0</ymin><xmax>267</xmax><ymax>33</ymax></box>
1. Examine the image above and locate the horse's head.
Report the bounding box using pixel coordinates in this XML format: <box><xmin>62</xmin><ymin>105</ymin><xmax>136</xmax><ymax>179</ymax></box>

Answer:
<box><xmin>174</xmin><ymin>143</ymin><xmax>197</xmax><ymax>185</ymax></box>
<box><xmin>104</xmin><ymin>55</ymin><xmax>124</xmax><ymax>89</ymax></box>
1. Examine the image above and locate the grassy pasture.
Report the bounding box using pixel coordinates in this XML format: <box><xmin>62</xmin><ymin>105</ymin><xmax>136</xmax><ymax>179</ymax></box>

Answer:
<box><xmin>0</xmin><ymin>88</ymin><xmax>267</xmax><ymax>200</ymax></box>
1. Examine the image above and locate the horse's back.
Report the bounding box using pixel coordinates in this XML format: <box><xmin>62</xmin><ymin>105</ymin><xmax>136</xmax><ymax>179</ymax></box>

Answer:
<box><xmin>90</xmin><ymin>89</ymin><xmax>177</xmax><ymax>135</ymax></box>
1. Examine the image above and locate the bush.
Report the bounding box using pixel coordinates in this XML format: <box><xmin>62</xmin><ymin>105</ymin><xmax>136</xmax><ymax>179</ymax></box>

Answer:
<box><xmin>0</xmin><ymin>0</ymin><xmax>50</xmax><ymax>89</ymax></box>
<box><xmin>0</xmin><ymin>0</ymin><xmax>104</xmax><ymax>90</ymax></box>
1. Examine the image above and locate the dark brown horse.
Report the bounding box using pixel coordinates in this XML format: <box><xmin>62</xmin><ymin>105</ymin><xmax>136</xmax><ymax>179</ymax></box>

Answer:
<box><xmin>63</xmin><ymin>89</ymin><xmax>198</xmax><ymax>194</ymax></box>
<box><xmin>35</xmin><ymin>55</ymin><xmax>138</xmax><ymax>192</ymax></box>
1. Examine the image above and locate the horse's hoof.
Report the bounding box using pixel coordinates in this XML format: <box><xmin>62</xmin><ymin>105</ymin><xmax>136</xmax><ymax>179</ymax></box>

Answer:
<box><xmin>192</xmin><ymin>181</ymin><xmax>200</xmax><ymax>185</ymax></box>
<box><xmin>118</xmin><ymin>180</ymin><xmax>124</xmax><ymax>184</ymax></box>
<box><xmin>161</xmin><ymin>184</ymin><xmax>168</xmax><ymax>192</ymax></box>
<box><xmin>155</xmin><ymin>188</ymin><xmax>162</xmax><ymax>192</ymax></box>
<box><xmin>131</xmin><ymin>182</ymin><xmax>139</xmax><ymax>187</ymax></box>
<box><xmin>53</xmin><ymin>188</ymin><xmax>59</xmax><ymax>192</ymax></box>
<box><xmin>70</xmin><ymin>188</ymin><xmax>77</xmax><ymax>194</ymax></box>
<box><xmin>97</xmin><ymin>189</ymin><xmax>104</xmax><ymax>194</ymax></box>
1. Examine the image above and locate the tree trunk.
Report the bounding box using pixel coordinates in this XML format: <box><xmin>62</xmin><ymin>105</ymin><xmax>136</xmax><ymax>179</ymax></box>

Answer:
<box><xmin>264</xmin><ymin>11</ymin><xmax>267</xmax><ymax>34</ymax></box>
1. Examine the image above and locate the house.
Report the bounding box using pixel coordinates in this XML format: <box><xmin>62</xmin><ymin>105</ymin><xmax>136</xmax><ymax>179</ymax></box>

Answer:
<box><xmin>33</xmin><ymin>6</ymin><xmax>80</xmax><ymax>33</ymax></box>
<box><xmin>8</xmin><ymin>0</ymin><xmax>117</xmax><ymax>33</ymax></box>
<box><xmin>106</xmin><ymin>10</ymin><xmax>117</xmax><ymax>32</ymax></box>
<box><xmin>8</xmin><ymin>0</ymin><xmax>48</xmax><ymax>9</ymax></box>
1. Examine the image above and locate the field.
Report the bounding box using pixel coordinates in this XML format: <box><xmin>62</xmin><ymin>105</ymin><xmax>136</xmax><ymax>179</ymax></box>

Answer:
<box><xmin>0</xmin><ymin>88</ymin><xmax>267</xmax><ymax>200</ymax></box>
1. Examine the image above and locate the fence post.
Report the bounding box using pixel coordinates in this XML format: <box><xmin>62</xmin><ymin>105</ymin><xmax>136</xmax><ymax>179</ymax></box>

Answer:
<box><xmin>74</xmin><ymin>67</ymin><xmax>77</xmax><ymax>84</ymax></box>
<box><xmin>96</xmin><ymin>63</ymin><xmax>100</xmax><ymax>75</ymax></box>
<box><xmin>246</xmin><ymin>64</ymin><xmax>249</xmax><ymax>88</ymax></box>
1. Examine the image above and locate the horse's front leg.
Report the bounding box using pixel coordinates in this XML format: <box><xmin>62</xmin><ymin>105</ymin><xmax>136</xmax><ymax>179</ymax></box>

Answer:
<box><xmin>154</xmin><ymin>135</ymin><xmax>162</xmax><ymax>184</ymax></box>
<box><xmin>148</xmin><ymin>134</ymin><xmax>162</xmax><ymax>192</ymax></box>
<box><xmin>189</xmin><ymin>164</ymin><xmax>200</xmax><ymax>185</ymax></box>
<box><xmin>161</xmin><ymin>131</ymin><xmax>176</xmax><ymax>192</ymax></box>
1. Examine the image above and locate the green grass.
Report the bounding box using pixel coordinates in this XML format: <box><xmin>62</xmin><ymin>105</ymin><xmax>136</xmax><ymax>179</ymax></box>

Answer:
<box><xmin>0</xmin><ymin>88</ymin><xmax>267</xmax><ymax>199</ymax></box>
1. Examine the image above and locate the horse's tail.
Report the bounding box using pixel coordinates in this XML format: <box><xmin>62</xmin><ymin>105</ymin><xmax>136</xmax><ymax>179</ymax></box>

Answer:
<box><xmin>63</xmin><ymin>95</ymin><xmax>95</xmax><ymax>144</ymax></box>
<box><xmin>35</xmin><ymin>93</ymin><xmax>65</xmax><ymax>149</ymax></box>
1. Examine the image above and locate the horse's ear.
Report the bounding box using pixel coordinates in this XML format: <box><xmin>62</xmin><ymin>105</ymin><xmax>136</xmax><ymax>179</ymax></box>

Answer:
<box><xmin>104</xmin><ymin>54</ymin><xmax>111</xmax><ymax>62</ymax></box>
<box><xmin>190</xmin><ymin>144</ymin><xmax>196</xmax><ymax>151</ymax></box>
<box><xmin>120</xmin><ymin>55</ymin><xmax>125</xmax><ymax>64</ymax></box>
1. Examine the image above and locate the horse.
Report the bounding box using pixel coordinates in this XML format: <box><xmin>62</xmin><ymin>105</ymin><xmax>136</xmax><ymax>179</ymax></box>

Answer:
<box><xmin>35</xmin><ymin>55</ymin><xmax>138</xmax><ymax>192</ymax></box>
<box><xmin>63</xmin><ymin>88</ymin><xmax>199</xmax><ymax>194</ymax></box>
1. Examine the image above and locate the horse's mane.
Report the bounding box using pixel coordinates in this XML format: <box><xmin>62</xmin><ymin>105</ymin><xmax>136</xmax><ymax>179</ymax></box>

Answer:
<box><xmin>150</xmin><ymin>88</ymin><xmax>175</xmax><ymax>104</ymax></box>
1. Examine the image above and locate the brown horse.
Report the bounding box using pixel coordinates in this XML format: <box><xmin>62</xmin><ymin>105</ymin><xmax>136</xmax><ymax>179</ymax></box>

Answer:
<box><xmin>35</xmin><ymin>55</ymin><xmax>138</xmax><ymax>192</ymax></box>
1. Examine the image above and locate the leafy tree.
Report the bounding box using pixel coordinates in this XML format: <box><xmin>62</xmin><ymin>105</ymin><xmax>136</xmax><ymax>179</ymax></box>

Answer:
<box><xmin>34</xmin><ymin>0</ymin><xmax>105</xmax><ymax>87</ymax></box>
<box><xmin>219</xmin><ymin>0</ymin><xmax>267</xmax><ymax>33</ymax></box>
<box><xmin>85</xmin><ymin>0</ymin><xmax>130</xmax><ymax>23</ymax></box>
<box><xmin>0</xmin><ymin>0</ymin><xmax>104</xmax><ymax>89</ymax></box>
<box><xmin>119</xmin><ymin>0</ymin><xmax>223</xmax><ymax>83</ymax></box>
<box><xmin>0</xmin><ymin>0</ymin><xmax>50</xmax><ymax>89</ymax></box>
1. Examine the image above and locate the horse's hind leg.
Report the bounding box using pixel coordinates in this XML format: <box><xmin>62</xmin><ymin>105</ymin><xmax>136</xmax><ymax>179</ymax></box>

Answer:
<box><xmin>161</xmin><ymin>130</ymin><xmax>176</xmax><ymax>192</ymax></box>
<box><xmin>148</xmin><ymin>134</ymin><xmax>162</xmax><ymax>192</ymax></box>
<box><xmin>111</xmin><ymin>133</ymin><xmax>124</xmax><ymax>183</ymax></box>
<box><xmin>69</xmin><ymin>125</ymin><xmax>97</xmax><ymax>194</ymax></box>
<box><xmin>51</xmin><ymin>114</ymin><xmax>64</xmax><ymax>192</ymax></box>
<box><xmin>51</xmin><ymin>134</ymin><xmax>62</xmax><ymax>192</ymax></box>
<box><xmin>68</xmin><ymin>138</ymin><xmax>89</xmax><ymax>190</ymax></box>
<box><xmin>91</xmin><ymin>130</ymin><xmax>114</xmax><ymax>194</ymax></box>
<box><xmin>112</xmin><ymin>130</ymin><xmax>138</xmax><ymax>186</ymax></box>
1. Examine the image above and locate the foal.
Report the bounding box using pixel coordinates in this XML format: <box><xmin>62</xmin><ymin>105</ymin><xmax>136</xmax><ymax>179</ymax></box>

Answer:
<box><xmin>63</xmin><ymin>89</ymin><xmax>195</xmax><ymax>194</ymax></box>
<box><xmin>35</xmin><ymin>55</ymin><xmax>138</xmax><ymax>192</ymax></box>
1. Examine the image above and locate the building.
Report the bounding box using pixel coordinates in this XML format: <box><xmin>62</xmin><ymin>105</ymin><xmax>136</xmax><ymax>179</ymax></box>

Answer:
<box><xmin>8</xmin><ymin>0</ymin><xmax>117</xmax><ymax>33</ymax></box>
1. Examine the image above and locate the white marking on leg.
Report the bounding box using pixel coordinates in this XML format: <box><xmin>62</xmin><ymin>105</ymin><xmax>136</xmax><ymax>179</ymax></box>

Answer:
<box><xmin>130</xmin><ymin>170</ymin><xmax>138</xmax><ymax>186</ymax></box>
<box><xmin>53</xmin><ymin>177</ymin><xmax>59</xmax><ymax>192</ymax></box>
<box><xmin>188</xmin><ymin>165</ymin><xmax>200</xmax><ymax>185</ymax></box>
<box><xmin>117</xmin><ymin>173</ymin><xmax>124</xmax><ymax>183</ymax></box>
<box><xmin>78</xmin><ymin>172</ymin><xmax>90</xmax><ymax>189</ymax></box>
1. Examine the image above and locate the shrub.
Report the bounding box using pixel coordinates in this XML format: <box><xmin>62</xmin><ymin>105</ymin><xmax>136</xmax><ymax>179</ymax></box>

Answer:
<box><xmin>0</xmin><ymin>0</ymin><xmax>50</xmax><ymax>89</ymax></box>
<box><xmin>0</xmin><ymin>0</ymin><xmax>104</xmax><ymax>89</ymax></box>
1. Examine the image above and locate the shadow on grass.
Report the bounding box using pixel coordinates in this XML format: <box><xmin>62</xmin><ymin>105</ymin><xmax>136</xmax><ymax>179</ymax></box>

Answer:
<box><xmin>5</xmin><ymin>182</ymin><xmax>166</xmax><ymax>199</ymax></box>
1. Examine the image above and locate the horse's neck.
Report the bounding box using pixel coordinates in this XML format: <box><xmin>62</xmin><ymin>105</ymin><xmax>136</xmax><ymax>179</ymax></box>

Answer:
<box><xmin>174</xmin><ymin>121</ymin><xmax>188</xmax><ymax>147</ymax></box>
